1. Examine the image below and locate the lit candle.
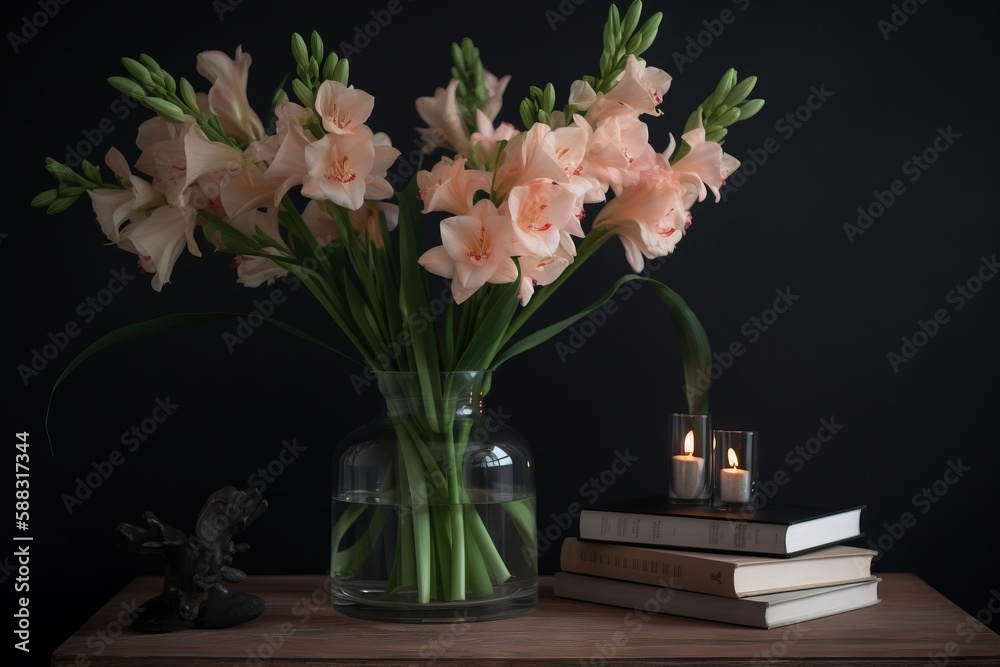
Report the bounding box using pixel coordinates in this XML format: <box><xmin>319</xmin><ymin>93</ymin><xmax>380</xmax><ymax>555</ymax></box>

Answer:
<box><xmin>720</xmin><ymin>447</ymin><xmax>750</xmax><ymax>503</ymax></box>
<box><xmin>672</xmin><ymin>430</ymin><xmax>705</xmax><ymax>499</ymax></box>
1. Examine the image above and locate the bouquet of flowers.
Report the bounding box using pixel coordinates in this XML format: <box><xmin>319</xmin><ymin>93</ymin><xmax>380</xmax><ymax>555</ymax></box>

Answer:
<box><xmin>34</xmin><ymin>1</ymin><xmax>762</xmax><ymax>611</ymax></box>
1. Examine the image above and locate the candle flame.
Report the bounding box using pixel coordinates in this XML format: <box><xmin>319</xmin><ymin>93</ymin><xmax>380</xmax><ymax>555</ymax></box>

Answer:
<box><xmin>683</xmin><ymin>430</ymin><xmax>695</xmax><ymax>455</ymax></box>
<box><xmin>727</xmin><ymin>447</ymin><xmax>740</xmax><ymax>468</ymax></box>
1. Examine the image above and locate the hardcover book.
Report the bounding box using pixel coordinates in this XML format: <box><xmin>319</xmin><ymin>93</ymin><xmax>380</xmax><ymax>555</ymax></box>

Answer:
<box><xmin>560</xmin><ymin>537</ymin><xmax>877</xmax><ymax>597</ymax></box>
<box><xmin>553</xmin><ymin>571</ymin><xmax>882</xmax><ymax>629</ymax></box>
<box><xmin>577</xmin><ymin>496</ymin><xmax>865</xmax><ymax>556</ymax></box>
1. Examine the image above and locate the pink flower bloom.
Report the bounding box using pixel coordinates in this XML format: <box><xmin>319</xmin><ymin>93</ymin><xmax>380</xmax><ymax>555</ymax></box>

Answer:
<box><xmin>415</xmin><ymin>78</ymin><xmax>468</xmax><ymax>155</ymax></box>
<box><xmin>88</xmin><ymin>147</ymin><xmax>166</xmax><ymax>242</ymax></box>
<box><xmin>579</xmin><ymin>114</ymin><xmax>650</xmax><ymax>196</ymax></box>
<box><xmin>418</xmin><ymin>199</ymin><xmax>518</xmax><ymax>304</ymax></box>
<box><xmin>135</xmin><ymin>117</ymin><xmax>193</xmax><ymax>206</ymax></box>
<box><xmin>365</xmin><ymin>132</ymin><xmax>401</xmax><ymax>202</ymax></box>
<box><xmin>593</xmin><ymin>164</ymin><xmax>688</xmax><ymax>273</ymax></box>
<box><xmin>667</xmin><ymin>129</ymin><xmax>741</xmax><ymax>204</ymax></box>
<box><xmin>196</xmin><ymin>46</ymin><xmax>265</xmax><ymax>142</ymax></box>
<box><xmin>492</xmin><ymin>123</ymin><xmax>567</xmax><ymax>199</ymax></box>
<box><xmin>117</xmin><ymin>205</ymin><xmax>201</xmax><ymax>291</ymax></box>
<box><xmin>314</xmin><ymin>81</ymin><xmax>375</xmax><ymax>135</ymax></box>
<box><xmin>231</xmin><ymin>247</ymin><xmax>289</xmax><ymax>288</ymax></box>
<box><xmin>518</xmin><ymin>231</ymin><xmax>577</xmax><ymax>306</ymax></box>
<box><xmin>302</xmin><ymin>200</ymin><xmax>400</xmax><ymax>249</ymax></box>
<box><xmin>481</xmin><ymin>70</ymin><xmax>512</xmax><ymax>123</ymax></box>
<box><xmin>417</xmin><ymin>156</ymin><xmax>492</xmax><ymax>216</ymax></box>
<box><xmin>470</xmin><ymin>109</ymin><xmax>519</xmax><ymax>166</ymax></box>
<box><xmin>503</xmin><ymin>178</ymin><xmax>582</xmax><ymax>257</ymax></box>
<box><xmin>302</xmin><ymin>129</ymin><xmax>375</xmax><ymax>210</ymax></box>
<box><xmin>589</xmin><ymin>54</ymin><xmax>671</xmax><ymax>120</ymax></box>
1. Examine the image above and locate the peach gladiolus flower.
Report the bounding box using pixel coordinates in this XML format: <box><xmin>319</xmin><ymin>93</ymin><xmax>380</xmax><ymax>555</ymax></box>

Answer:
<box><xmin>518</xmin><ymin>231</ymin><xmax>577</xmax><ymax>306</ymax></box>
<box><xmin>667</xmin><ymin>129</ymin><xmax>741</xmax><ymax>204</ymax></box>
<box><xmin>302</xmin><ymin>130</ymin><xmax>375</xmax><ymax>210</ymax></box>
<box><xmin>418</xmin><ymin>199</ymin><xmax>518</xmax><ymax>304</ymax></box>
<box><xmin>417</xmin><ymin>156</ymin><xmax>492</xmax><ymax>216</ymax></box>
<box><xmin>117</xmin><ymin>205</ymin><xmax>201</xmax><ymax>291</ymax></box>
<box><xmin>88</xmin><ymin>147</ymin><xmax>166</xmax><ymax>242</ymax></box>
<box><xmin>589</xmin><ymin>54</ymin><xmax>671</xmax><ymax>120</ymax></box>
<box><xmin>415</xmin><ymin>79</ymin><xmax>468</xmax><ymax>155</ymax></box>
<box><xmin>503</xmin><ymin>178</ymin><xmax>582</xmax><ymax>257</ymax></box>
<box><xmin>314</xmin><ymin>81</ymin><xmax>375</xmax><ymax>135</ymax></box>
<box><xmin>593</xmin><ymin>164</ymin><xmax>688</xmax><ymax>273</ymax></box>
<box><xmin>196</xmin><ymin>46</ymin><xmax>265</xmax><ymax>142</ymax></box>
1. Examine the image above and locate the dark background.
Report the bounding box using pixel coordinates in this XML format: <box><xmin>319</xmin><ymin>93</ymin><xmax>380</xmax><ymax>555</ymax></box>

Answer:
<box><xmin>3</xmin><ymin>0</ymin><xmax>998</xmax><ymax>664</ymax></box>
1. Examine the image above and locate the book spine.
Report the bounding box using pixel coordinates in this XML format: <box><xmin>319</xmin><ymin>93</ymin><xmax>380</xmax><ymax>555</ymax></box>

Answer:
<box><xmin>560</xmin><ymin>539</ymin><xmax>740</xmax><ymax>597</ymax></box>
<box><xmin>578</xmin><ymin>510</ymin><xmax>789</xmax><ymax>555</ymax></box>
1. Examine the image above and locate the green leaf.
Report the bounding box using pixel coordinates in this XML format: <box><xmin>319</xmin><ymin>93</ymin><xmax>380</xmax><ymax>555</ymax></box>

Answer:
<box><xmin>453</xmin><ymin>269</ymin><xmax>520</xmax><ymax>372</ymax></box>
<box><xmin>45</xmin><ymin>312</ymin><xmax>359</xmax><ymax>452</ymax></box>
<box><xmin>493</xmin><ymin>274</ymin><xmax>711</xmax><ymax>414</ymax></box>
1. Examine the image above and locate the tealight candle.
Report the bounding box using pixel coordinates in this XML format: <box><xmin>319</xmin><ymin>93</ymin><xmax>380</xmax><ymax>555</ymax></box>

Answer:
<box><xmin>719</xmin><ymin>447</ymin><xmax>751</xmax><ymax>503</ymax></box>
<box><xmin>672</xmin><ymin>430</ymin><xmax>706</xmax><ymax>499</ymax></box>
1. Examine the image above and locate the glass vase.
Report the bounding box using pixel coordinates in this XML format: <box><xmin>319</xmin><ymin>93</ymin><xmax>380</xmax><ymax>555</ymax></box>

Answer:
<box><xmin>330</xmin><ymin>371</ymin><xmax>537</xmax><ymax>622</ymax></box>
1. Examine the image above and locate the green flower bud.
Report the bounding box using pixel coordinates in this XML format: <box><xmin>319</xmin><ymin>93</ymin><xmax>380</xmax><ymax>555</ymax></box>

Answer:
<box><xmin>322</xmin><ymin>53</ymin><xmax>338</xmax><ymax>81</ymax></box>
<box><xmin>291</xmin><ymin>33</ymin><xmax>309</xmax><ymax>67</ymax></box>
<box><xmin>143</xmin><ymin>97</ymin><xmax>186</xmax><ymax>123</ymax></box>
<box><xmin>737</xmin><ymin>98</ymin><xmax>765</xmax><ymax>121</ymax></box>
<box><xmin>714</xmin><ymin>107</ymin><xmax>741</xmax><ymax>127</ymax></box>
<box><xmin>179</xmin><ymin>77</ymin><xmax>198</xmax><ymax>110</ymax></box>
<box><xmin>705</xmin><ymin>127</ymin><xmax>728</xmax><ymax>143</ymax></box>
<box><xmin>332</xmin><ymin>58</ymin><xmax>349</xmax><ymax>86</ymax></box>
<box><xmin>107</xmin><ymin>76</ymin><xmax>147</xmax><ymax>99</ymax></box>
<box><xmin>310</xmin><ymin>30</ymin><xmax>324</xmax><ymax>64</ymax></box>
<box><xmin>723</xmin><ymin>76</ymin><xmax>757</xmax><ymax>107</ymax></box>
<box><xmin>121</xmin><ymin>57</ymin><xmax>153</xmax><ymax>86</ymax></box>
<box><xmin>292</xmin><ymin>79</ymin><xmax>315</xmax><ymax>108</ymax></box>
<box><xmin>47</xmin><ymin>197</ymin><xmax>78</xmax><ymax>215</ymax></box>
<box><xmin>621</xmin><ymin>0</ymin><xmax>642</xmax><ymax>42</ymax></box>
<box><xmin>31</xmin><ymin>189</ymin><xmax>58</xmax><ymax>208</ymax></box>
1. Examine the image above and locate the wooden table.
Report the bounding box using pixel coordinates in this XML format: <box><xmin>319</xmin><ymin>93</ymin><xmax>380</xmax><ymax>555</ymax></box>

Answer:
<box><xmin>53</xmin><ymin>573</ymin><xmax>1000</xmax><ymax>666</ymax></box>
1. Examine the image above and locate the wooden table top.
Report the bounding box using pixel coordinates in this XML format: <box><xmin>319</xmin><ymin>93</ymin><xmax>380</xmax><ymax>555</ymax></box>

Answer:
<box><xmin>52</xmin><ymin>573</ymin><xmax>1000</xmax><ymax>666</ymax></box>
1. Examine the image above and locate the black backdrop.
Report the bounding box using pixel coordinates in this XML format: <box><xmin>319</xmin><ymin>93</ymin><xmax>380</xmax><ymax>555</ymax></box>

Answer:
<box><xmin>3</xmin><ymin>0</ymin><xmax>999</xmax><ymax>663</ymax></box>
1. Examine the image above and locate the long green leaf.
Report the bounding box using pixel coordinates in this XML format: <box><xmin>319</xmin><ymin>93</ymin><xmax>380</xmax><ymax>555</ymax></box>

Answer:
<box><xmin>46</xmin><ymin>312</ymin><xmax>358</xmax><ymax>452</ymax></box>
<box><xmin>492</xmin><ymin>275</ymin><xmax>711</xmax><ymax>413</ymax></box>
<box><xmin>453</xmin><ymin>273</ymin><xmax>520</xmax><ymax>372</ymax></box>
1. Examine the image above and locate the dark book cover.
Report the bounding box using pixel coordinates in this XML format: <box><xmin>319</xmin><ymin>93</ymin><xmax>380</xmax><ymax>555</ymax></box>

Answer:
<box><xmin>587</xmin><ymin>496</ymin><xmax>866</xmax><ymax>526</ymax></box>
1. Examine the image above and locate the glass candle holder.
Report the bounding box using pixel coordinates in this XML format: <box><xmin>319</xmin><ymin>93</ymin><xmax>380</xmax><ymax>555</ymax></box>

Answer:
<box><xmin>713</xmin><ymin>430</ymin><xmax>758</xmax><ymax>508</ymax></box>
<box><xmin>669</xmin><ymin>413</ymin><xmax>713</xmax><ymax>504</ymax></box>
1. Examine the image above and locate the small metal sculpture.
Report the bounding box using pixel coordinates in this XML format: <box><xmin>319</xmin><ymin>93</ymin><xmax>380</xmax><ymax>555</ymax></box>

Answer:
<box><xmin>117</xmin><ymin>486</ymin><xmax>268</xmax><ymax>632</ymax></box>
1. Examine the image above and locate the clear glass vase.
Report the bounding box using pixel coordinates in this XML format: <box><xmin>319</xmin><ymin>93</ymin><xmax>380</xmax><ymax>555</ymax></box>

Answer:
<box><xmin>330</xmin><ymin>371</ymin><xmax>537</xmax><ymax>622</ymax></box>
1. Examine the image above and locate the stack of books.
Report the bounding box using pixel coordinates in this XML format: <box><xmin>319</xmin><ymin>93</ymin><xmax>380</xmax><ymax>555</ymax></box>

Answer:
<box><xmin>554</xmin><ymin>496</ymin><xmax>880</xmax><ymax>628</ymax></box>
